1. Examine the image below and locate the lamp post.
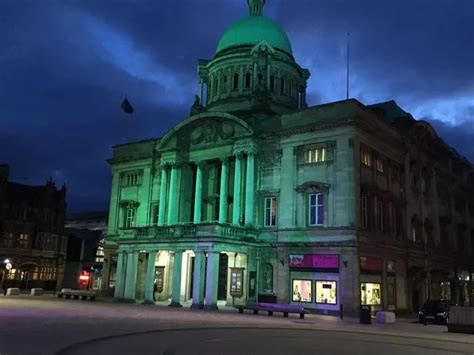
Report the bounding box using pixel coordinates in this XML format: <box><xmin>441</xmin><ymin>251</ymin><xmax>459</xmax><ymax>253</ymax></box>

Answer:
<box><xmin>2</xmin><ymin>259</ymin><xmax>12</xmax><ymax>294</ymax></box>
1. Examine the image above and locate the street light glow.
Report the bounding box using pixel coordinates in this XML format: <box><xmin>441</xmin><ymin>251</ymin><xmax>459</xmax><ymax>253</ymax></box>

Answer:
<box><xmin>4</xmin><ymin>259</ymin><xmax>10</xmax><ymax>264</ymax></box>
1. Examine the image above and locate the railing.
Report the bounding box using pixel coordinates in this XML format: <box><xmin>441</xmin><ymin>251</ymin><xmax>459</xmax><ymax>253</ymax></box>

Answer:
<box><xmin>116</xmin><ymin>223</ymin><xmax>257</xmax><ymax>241</ymax></box>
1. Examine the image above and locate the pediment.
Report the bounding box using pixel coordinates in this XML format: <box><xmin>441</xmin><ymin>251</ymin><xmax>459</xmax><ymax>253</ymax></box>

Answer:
<box><xmin>158</xmin><ymin>112</ymin><xmax>253</xmax><ymax>151</ymax></box>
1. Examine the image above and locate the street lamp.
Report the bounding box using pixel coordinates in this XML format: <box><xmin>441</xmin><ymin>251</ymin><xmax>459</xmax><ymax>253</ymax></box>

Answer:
<box><xmin>2</xmin><ymin>259</ymin><xmax>12</xmax><ymax>293</ymax></box>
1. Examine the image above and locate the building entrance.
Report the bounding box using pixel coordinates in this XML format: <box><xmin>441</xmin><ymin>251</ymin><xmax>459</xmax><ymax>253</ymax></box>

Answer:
<box><xmin>218</xmin><ymin>253</ymin><xmax>228</xmax><ymax>300</ymax></box>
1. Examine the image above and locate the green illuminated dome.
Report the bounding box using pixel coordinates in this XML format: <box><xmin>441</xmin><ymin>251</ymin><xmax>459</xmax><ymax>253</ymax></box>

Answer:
<box><xmin>216</xmin><ymin>4</ymin><xmax>293</xmax><ymax>56</ymax></box>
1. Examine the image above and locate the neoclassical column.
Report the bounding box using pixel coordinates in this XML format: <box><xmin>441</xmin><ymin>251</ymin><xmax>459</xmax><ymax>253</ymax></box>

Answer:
<box><xmin>143</xmin><ymin>250</ymin><xmax>157</xmax><ymax>304</ymax></box>
<box><xmin>169</xmin><ymin>250</ymin><xmax>183</xmax><ymax>307</ymax></box>
<box><xmin>113</xmin><ymin>250</ymin><xmax>126</xmax><ymax>299</ymax></box>
<box><xmin>218</xmin><ymin>158</ymin><xmax>229</xmax><ymax>224</ymax></box>
<box><xmin>123</xmin><ymin>251</ymin><xmax>139</xmax><ymax>301</ymax></box>
<box><xmin>158</xmin><ymin>164</ymin><xmax>168</xmax><ymax>226</ymax></box>
<box><xmin>244</xmin><ymin>152</ymin><xmax>255</xmax><ymax>226</ymax></box>
<box><xmin>191</xmin><ymin>251</ymin><xmax>206</xmax><ymax>309</ymax></box>
<box><xmin>167</xmin><ymin>163</ymin><xmax>180</xmax><ymax>225</ymax></box>
<box><xmin>193</xmin><ymin>161</ymin><xmax>205</xmax><ymax>224</ymax></box>
<box><xmin>204</xmin><ymin>251</ymin><xmax>220</xmax><ymax>310</ymax></box>
<box><xmin>232</xmin><ymin>153</ymin><xmax>243</xmax><ymax>225</ymax></box>
<box><xmin>199</xmin><ymin>78</ymin><xmax>204</xmax><ymax>105</ymax></box>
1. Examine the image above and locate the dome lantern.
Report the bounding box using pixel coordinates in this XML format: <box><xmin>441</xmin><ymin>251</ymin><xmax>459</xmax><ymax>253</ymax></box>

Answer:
<box><xmin>248</xmin><ymin>0</ymin><xmax>265</xmax><ymax>16</ymax></box>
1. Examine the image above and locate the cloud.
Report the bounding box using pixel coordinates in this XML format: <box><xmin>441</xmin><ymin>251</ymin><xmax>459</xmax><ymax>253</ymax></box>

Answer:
<box><xmin>0</xmin><ymin>0</ymin><xmax>472</xmax><ymax>212</ymax></box>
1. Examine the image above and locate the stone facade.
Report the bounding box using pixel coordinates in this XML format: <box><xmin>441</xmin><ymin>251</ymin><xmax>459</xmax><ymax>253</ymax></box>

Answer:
<box><xmin>103</xmin><ymin>1</ymin><xmax>474</xmax><ymax>315</ymax></box>
<box><xmin>0</xmin><ymin>164</ymin><xmax>68</xmax><ymax>291</ymax></box>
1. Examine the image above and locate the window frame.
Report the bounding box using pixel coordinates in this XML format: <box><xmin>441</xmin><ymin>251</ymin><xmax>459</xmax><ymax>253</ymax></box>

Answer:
<box><xmin>306</xmin><ymin>147</ymin><xmax>326</xmax><ymax>164</ymax></box>
<box><xmin>377</xmin><ymin>201</ymin><xmax>384</xmax><ymax>232</ymax></box>
<box><xmin>315</xmin><ymin>280</ymin><xmax>338</xmax><ymax>305</ymax></box>
<box><xmin>150</xmin><ymin>202</ymin><xmax>159</xmax><ymax>226</ymax></box>
<box><xmin>361</xmin><ymin>196</ymin><xmax>368</xmax><ymax>228</ymax></box>
<box><xmin>361</xmin><ymin>149</ymin><xmax>372</xmax><ymax>167</ymax></box>
<box><xmin>308</xmin><ymin>193</ymin><xmax>324</xmax><ymax>226</ymax></box>
<box><xmin>124</xmin><ymin>207</ymin><xmax>136</xmax><ymax>228</ymax></box>
<box><xmin>263</xmin><ymin>196</ymin><xmax>277</xmax><ymax>227</ymax></box>
<box><xmin>291</xmin><ymin>279</ymin><xmax>313</xmax><ymax>303</ymax></box>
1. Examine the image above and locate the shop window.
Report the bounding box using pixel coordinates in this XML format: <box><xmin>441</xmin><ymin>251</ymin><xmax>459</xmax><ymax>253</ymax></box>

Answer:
<box><xmin>315</xmin><ymin>280</ymin><xmax>337</xmax><ymax>304</ymax></box>
<box><xmin>232</xmin><ymin>73</ymin><xmax>239</xmax><ymax>90</ymax></box>
<box><xmin>361</xmin><ymin>149</ymin><xmax>372</xmax><ymax>167</ymax></box>
<box><xmin>375</xmin><ymin>158</ymin><xmax>385</xmax><ymax>174</ymax></box>
<box><xmin>377</xmin><ymin>202</ymin><xmax>383</xmax><ymax>232</ymax></box>
<box><xmin>360</xmin><ymin>283</ymin><xmax>381</xmax><ymax>305</ymax></box>
<box><xmin>361</xmin><ymin>196</ymin><xmax>368</xmax><ymax>228</ymax></box>
<box><xmin>308</xmin><ymin>193</ymin><xmax>324</xmax><ymax>226</ymax></box>
<box><xmin>124</xmin><ymin>207</ymin><xmax>136</xmax><ymax>228</ymax></box>
<box><xmin>306</xmin><ymin>147</ymin><xmax>326</xmax><ymax>163</ymax></box>
<box><xmin>263</xmin><ymin>197</ymin><xmax>277</xmax><ymax>227</ymax></box>
<box><xmin>18</xmin><ymin>233</ymin><xmax>29</xmax><ymax>248</ymax></box>
<box><xmin>150</xmin><ymin>202</ymin><xmax>159</xmax><ymax>226</ymax></box>
<box><xmin>292</xmin><ymin>279</ymin><xmax>312</xmax><ymax>303</ymax></box>
<box><xmin>245</xmin><ymin>73</ymin><xmax>251</xmax><ymax>89</ymax></box>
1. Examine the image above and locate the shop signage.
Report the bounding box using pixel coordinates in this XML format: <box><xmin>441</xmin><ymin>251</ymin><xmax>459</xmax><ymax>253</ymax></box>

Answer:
<box><xmin>289</xmin><ymin>254</ymin><xmax>339</xmax><ymax>270</ymax></box>
<box><xmin>360</xmin><ymin>256</ymin><xmax>383</xmax><ymax>272</ymax></box>
<box><xmin>230</xmin><ymin>268</ymin><xmax>244</xmax><ymax>297</ymax></box>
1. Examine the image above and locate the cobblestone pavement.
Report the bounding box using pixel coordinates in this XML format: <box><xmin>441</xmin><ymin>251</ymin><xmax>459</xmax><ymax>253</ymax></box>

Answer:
<box><xmin>0</xmin><ymin>295</ymin><xmax>473</xmax><ymax>355</ymax></box>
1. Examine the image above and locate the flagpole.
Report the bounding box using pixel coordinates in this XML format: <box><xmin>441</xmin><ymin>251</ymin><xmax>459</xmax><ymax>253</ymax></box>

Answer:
<box><xmin>346</xmin><ymin>32</ymin><xmax>350</xmax><ymax>100</ymax></box>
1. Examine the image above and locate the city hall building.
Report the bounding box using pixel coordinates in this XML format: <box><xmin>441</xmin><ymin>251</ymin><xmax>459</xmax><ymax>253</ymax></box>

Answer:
<box><xmin>102</xmin><ymin>0</ymin><xmax>474</xmax><ymax>315</ymax></box>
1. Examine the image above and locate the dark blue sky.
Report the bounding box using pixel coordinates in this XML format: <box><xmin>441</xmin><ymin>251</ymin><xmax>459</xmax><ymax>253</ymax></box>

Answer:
<box><xmin>1</xmin><ymin>0</ymin><xmax>473</xmax><ymax>213</ymax></box>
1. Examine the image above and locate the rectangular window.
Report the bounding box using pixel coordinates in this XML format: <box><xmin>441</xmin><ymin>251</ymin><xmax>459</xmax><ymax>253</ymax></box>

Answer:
<box><xmin>292</xmin><ymin>279</ymin><xmax>312</xmax><ymax>303</ymax></box>
<box><xmin>361</xmin><ymin>149</ymin><xmax>372</xmax><ymax>167</ymax></box>
<box><xmin>309</xmin><ymin>193</ymin><xmax>324</xmax><ymax>226</ymax></box>
<box><xmin>375</xmin><ymin>158</ymin><xmax>385</xmax><ymax>174</ymax></box>
<box><xmin>361</xmin><ymin>196</ymin><xmax>368</xmax><ymax>228</ymax></box>
<box><xmin>377</xmin><ymin>202</ymin><xmax>383</xmax><ymax>232</ymax></box>
<box><xmin>123</xmin><ymin>172</ymin><xmax>141</xmax><ymax>186</ymax></box>
<box><xmin>18</xmin><ymin>233</ymin><xmax>29</xmax><ymax>248</ymax></box>
<box><xmin>264</xmin><ymin>197</ymin><xmax>277</xmax><ymax>227</ymax></box>
<box><xmin>306</xmin><ymin>148</ymin><xmax>326</xmax><ymax>163</ymax></box>
<box><xmin>391</xmin><ymin>166</ymin><xmax>400</xmax><ymax>182</ymax></box>
<box><xmin>125</xmin><ymin>208</ymin><xmax>136</xmax><ymax>228</ymax></box>
<box><xmin>360</xmin><ymin>282</ymin><xmax>381</xmax><ymax>305</ymax></box>
<box><xmin>150</xmin><ymin>203</ymin><xmax>159</xmax><ymax>226</ymax></box>
<box><xmin>315</xmin><ymin>280</ymin><xmax>337</xmax><ymax>304</ymax></box>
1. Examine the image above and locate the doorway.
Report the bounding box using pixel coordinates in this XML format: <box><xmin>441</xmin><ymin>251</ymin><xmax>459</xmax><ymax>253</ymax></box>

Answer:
<box><xmin>217</xmin><ymin>253</ymin><xmax>228</xmax><ymax>300</ymax></box>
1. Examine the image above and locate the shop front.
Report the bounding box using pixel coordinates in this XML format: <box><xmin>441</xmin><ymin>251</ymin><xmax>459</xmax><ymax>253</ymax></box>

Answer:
<box><xmin>289</xmin><ymin>254</ymin><xmax>340</xmax><ymax>315</ymax></box>
<box><xmin>360</xmin><ymin>256</ymin><xmax>383</xmax><ymax>313</ymax></box>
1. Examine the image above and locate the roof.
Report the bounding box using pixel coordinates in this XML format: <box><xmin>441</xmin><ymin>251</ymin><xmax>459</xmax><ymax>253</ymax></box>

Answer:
<box><xmin>216</xmin><ymin>15</ymin><xmax>293</xmax><ymax>55</ymax></box>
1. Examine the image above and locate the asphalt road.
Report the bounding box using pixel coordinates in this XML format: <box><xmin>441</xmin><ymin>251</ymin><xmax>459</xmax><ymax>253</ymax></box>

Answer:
<box><xmin>1</xmin><ymin>296</ymin><xmax>473</xmax><ymax>355</ymax></box>
<box><xmin>57</xmin><ymin>328</ymin><xmax>474</xmax><ymax>355</ymax></box>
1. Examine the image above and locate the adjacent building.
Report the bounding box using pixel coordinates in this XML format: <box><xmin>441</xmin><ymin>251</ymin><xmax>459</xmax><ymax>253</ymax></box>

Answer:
<box><xmin>102</xmin><ymin>0</ymin><xmax>474</xmax><ymax>315</ymax></box>
<box><xmin>0</xmin><ymin>164</ymin><xmax>68</xmax><ymax>291</ymax></box>
<box><xmin>63</xmin><ymin>211</ymin><xmax>107</xmax><ymax>290</ymax></box>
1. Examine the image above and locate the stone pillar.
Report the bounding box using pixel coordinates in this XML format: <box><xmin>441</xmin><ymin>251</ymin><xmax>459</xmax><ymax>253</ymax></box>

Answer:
<box><xmin>123</xmin><ymin>251</ymin><xmax>139</xmax><ymax>301</ymax></box>
<box><xmin>191</xmin><ymin>251</ymin><xmax>206</xmax><ymax>309</ymax></box>
<box><xmin>158</xmin><ymin>165</ymin><xmax>168</xmax><ymax>226</ymax></box>
<box><xmin>193</xmin><ymin>161</ymin><xmax>205</xmax><ymax>224</ymax></box>
<box><xmin>167</xmin><ymin>163</ymin><xmax>179</xmax><ymax>225</ymax></box>
<box><xmin>169</xmin><ymin>250</ymin><xmax>183</xmax><ymax>307</ymax></box>
<box><xmin>232</xmin><ymin>153</ymin><xmax>243</xmax><ymax>225</ymax></box>
<box><xmin>113</xmin><ymin>251</ymin><xmax>126</xmax><ymax>299</ymax></box>
<box><xmin>219</xmin><ymin>158</ymin><xmax>229</xmax><ymax>224</ymax></box>
<box><xmin>143</xmin><ymin>250</ymin><xmax>157</xmax><ymax>304</ymax></box>
<box><xmin>244</xmin><ymin>153</ymin><xmax>255</xmax><ymax>226</ymax></box>
<box><xmin>204</xmin><ymin>251</ymin><xmax>220</xmax><ymax>310</ymax></box>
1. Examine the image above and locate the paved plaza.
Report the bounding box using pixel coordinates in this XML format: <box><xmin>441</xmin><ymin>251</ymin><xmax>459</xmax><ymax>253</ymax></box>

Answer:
<box><xmin>0</xmin><ymin>295</ymin><xmax>473</xmax><ymax>355</ymax></box>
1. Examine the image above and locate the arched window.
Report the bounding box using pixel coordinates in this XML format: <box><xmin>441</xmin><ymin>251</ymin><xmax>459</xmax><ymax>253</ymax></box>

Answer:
<box><xmin>258</xmin><ymin>73</ymin><xmax>263</xmax><ymax>85</ymax></box>
<box><xmin>270</xmin><ymin>75</ymin><xmax>275</xmax><ymax>92</ymax></box>
<box><xmin>280</xmin><ymin>78</ymin><xmax>285</xmax><ymax>95</ymax></box>
<box><xmin>233</xmin><ymin>73</ymin><xmax>239</xmax><ymax>90</ymax></box>
<box><xmin>245</xmin><ymin>73</ymin><xmax>251</xmax><ymax>89</ymax></box>
<box><xmin>222</xmin><ymin>76</ymin><xmax>227</xmax><ymax>93</ymax></box>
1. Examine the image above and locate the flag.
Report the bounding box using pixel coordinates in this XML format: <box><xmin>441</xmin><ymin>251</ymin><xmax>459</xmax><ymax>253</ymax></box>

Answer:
<box><xmin>121</xmin><ymin>97</ymin><xmax>134</xmax><ymax>114</ymax></box>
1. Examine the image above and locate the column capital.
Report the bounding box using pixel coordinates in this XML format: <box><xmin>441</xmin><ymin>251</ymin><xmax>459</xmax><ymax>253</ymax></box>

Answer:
<box><xmin>220</xmin><ymin>156</ymin><xmax>229</xmax><ymax>164</ymax></box>
<box><xmin>194</xmin><ymin>160</ymin><xmax>206</xmax><ymax>168</ymax></box>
